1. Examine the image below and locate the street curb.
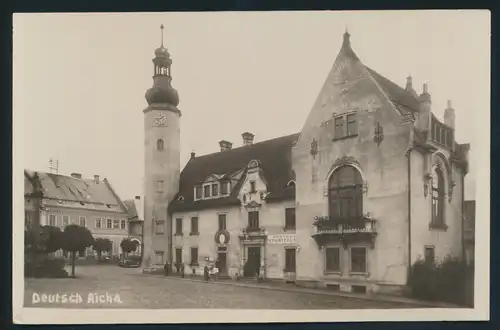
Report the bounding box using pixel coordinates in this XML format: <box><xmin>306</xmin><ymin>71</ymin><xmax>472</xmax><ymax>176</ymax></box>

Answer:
<box><xmin>130</xmin><ymin>273</ymin><xmax>458</xmax><ymax>308</ymax></box>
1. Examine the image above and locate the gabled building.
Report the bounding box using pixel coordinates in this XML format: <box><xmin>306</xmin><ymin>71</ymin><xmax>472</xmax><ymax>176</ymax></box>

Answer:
<box><xmin>24</xmin><ymin>170</ymin><xmax>129</xmax><ymax>258</ymax></box>
<box><xmin>123</xmin><ymin>196</ymin><xmax>144</xmax><ymax>257</ymax></box>
<box><xmin>140</xmin><ymin>28</ymin><xmax>470</xmax><ymax>294</ymax></box>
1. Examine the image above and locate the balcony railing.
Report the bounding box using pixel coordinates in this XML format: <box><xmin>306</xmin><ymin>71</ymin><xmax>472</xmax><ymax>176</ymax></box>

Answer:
<box><xmin>312</xmin><ymin>215</ymin><xmax>377</xmax><ymax>248</ymax></box>
<box><xmin>313</xmin><ymin>216</ymin><xmax>376</xmax><ymax>233</ymax></box>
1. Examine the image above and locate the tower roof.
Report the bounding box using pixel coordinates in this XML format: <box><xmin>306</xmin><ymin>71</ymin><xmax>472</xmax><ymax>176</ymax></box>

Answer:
<box><xmin>145</xmin><ymin>25</ymin><xmax>179</xmax><ymax>108</ymax></box>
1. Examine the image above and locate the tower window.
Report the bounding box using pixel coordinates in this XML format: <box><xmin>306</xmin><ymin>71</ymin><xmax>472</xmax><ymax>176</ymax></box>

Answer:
<box><xmin>157</xmin><ymin>139</ymin><xmax>164</xmax><ymax>151</ymax></box>
<box><xmin>156</xmin><ymin>180</ymin><xmax>164</xmax><ymax>193</ymax></box>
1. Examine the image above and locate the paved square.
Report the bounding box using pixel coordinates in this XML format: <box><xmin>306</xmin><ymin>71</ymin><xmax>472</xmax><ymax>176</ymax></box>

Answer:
<box><xmin>24</xmin><ymin>265</ymin><xmax>420</xmax><ymax>309</ymax></box>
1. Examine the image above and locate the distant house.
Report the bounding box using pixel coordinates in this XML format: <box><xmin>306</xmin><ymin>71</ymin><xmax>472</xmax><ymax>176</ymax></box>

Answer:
<box><xmin>24</xmin><ymin>170</ymin><xmax>129</xmax><ymax>258</ymax></box>
<box><xmin>123</xmin><ymin>196</ymin><xmax>144</xmax><ymax>257</ymax></box>
<box><xmin>463</xmin><ymin>200</ymin><xmax>475</xmax><ymax>266</ymax></box>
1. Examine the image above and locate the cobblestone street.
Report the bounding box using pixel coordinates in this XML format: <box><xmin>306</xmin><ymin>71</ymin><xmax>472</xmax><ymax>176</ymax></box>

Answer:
<box><xmin>23</xmin><ymin>265</ymin><xmax>426</xmax><ymax>309</ymax></box>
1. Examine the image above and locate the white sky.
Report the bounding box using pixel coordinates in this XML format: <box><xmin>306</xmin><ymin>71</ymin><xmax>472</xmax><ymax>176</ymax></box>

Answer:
<box><xmin>14</xmin><ymin>11</ymin><xmax>489</xmax><ymax>201</ymax></box>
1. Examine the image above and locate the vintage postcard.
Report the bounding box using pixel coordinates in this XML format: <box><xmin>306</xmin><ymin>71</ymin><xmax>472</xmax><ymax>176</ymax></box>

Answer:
<box><xmin>13</xmin><ymin>10</ymin><xmax>490</xmax><ymax>324</ymax></box>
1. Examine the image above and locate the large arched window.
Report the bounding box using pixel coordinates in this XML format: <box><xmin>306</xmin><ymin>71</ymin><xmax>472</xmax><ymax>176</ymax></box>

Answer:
<box><xmin>157</xmin><ymin>139</ymin><xmax>164</xmax><ymax>151</ymax></box>
<box><xmin>328</xmin><ymin>166</ymin><xmax>363</xmax><ymax>218</ymax></box>
<box><xmin>431</xmin><ymin>166</ymin><xmax>445</xmax><ymax>226</ymax></box>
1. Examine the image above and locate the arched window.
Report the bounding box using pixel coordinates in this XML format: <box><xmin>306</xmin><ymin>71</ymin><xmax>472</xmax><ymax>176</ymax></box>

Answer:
<box><xmin>328</xmin><ymin>166</ymin><xmax>363</xmax><ymax>218</ymax></box>
<box><xmin>157</xmin><ymin>139</ymin><xmax>164</xmax><ymax>151</ymax></box>
<box><xmin>431</xmin><ymin>166</ymin><xmax>445</xmax><ymax>226</ymax></box>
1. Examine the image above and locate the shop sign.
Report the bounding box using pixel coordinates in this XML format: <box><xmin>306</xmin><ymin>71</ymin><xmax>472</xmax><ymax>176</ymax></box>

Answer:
<box><xmin>267</xmin><ymin>234</ymin><xmax>296</xmax><ymax>245</ymax></box>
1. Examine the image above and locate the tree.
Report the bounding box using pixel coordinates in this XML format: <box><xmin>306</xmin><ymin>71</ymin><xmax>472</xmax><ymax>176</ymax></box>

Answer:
<box><xmin>61</xmin><ymin>224</ymin><xmax>94</xmax><ymax>277</ymax></box>
<box><xmin>93</xmin><ymin>238</ymin><xmax>112</xmax><ymax>262</ymax></box>
<box><xmin>40</xmin><ymin>225</ymin><xmax>64</xmax><ymax>254</ymax></box>
<box><xmin>120</xmin><ymin>238</ymin><xmax>138</xmax><ymax>258</ymax></box>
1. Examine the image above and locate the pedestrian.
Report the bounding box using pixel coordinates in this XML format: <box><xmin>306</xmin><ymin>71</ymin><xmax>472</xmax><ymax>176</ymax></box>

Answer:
<box><xmin>164</xmin><ymin>262</ymin><xmax>169</xmax><ymax>277</ymax></box>
<box><xmin>180</xmin><ymin>263</ymin><xmax>185</xmax><ymax>278</ymax></box>
<box><xmin>203</xmin><ymin>265</ymin><xmax>209</xmax><ymax>282</ymax></box>
<box><xmin>255</xmin><ymin>265</ymin><xmax>260</xmax><ymax>283</ymax></box>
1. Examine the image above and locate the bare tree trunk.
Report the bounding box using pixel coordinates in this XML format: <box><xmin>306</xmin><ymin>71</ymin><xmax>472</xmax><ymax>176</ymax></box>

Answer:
<box><xmin>71</xmin><ymin>251</ymin><xmax>76</xmax><ymax>277</ymax></box>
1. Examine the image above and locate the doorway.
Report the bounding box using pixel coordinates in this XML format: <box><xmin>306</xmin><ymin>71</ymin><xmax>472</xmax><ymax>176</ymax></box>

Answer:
<box><xmin>217</xmin><ymin>252</ymin><xmax>227</xmax><ymax>275</ymax></box>
<box><xmin>244</xmin><ymin>246</ymin><xmax>261</xmax><ymax>277</ymax></box>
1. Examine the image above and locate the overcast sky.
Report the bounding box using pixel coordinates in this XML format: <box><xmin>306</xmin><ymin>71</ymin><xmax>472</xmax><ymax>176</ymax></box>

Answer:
<box><xmin>14</xmin><ymin>11</ymin><xmax>489</xmax><ymax>201</ymax></box>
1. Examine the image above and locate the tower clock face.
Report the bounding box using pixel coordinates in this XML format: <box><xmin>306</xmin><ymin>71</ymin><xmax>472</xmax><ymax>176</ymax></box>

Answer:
<box><xmin>153</xmin><ymin>112</ymin><xmax>167</xmax><ymax>126</ymax></box>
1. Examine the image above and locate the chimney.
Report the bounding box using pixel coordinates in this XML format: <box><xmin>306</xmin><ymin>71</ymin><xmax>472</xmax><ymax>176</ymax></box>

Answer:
<box><xmin>70</xmin><ymin>173</ymin><xmax>82</xmax><ymax>179</ymax></box>
<box><xmin>444</xmin><ymin>100</ymin><xmax>455</xmax><ymax>129</ymax></box>
<box><xmin>135</xmin><ymin>196</ymin><xmax>140</xmax><ymax>200</ymax></box>
<box><xmin>418</xmin><ymin>83</ymin><xmax>432</xmax><ymax>132</ymax></box>
<box><xmin>190</xmin><ymin>152</ymin><xmax>196</xmax><ymax>159</ymax></box>
<box><xmin>242</xmin><ymin>132</ymin><xmax>255</xmax><ymax>146</ymax></box>
<box><xmin>94</xmin><ymin>175</ymin><xmax>100</xmax><ymax>184</ymax></box>
<box><xmin>219</xmin><ymin>140</ymin><xmax>233</xmax><ymax>152</ymax></box>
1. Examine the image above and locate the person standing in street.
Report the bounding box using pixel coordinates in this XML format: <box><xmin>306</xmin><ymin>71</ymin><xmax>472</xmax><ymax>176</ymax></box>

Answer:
<box><xmin>164</xmin><ymin>262</ymin><xmax>169</xmax><ymax>277</ymax></box>
<box><xmin>203</xmin><ymin>265</ymin><xmax>209</xmax><ymax>282</ymax></box>
<box><xmin>180</xmin><ymin>263</ymin><xmax>185</xmax><ymax>278</ymax></box>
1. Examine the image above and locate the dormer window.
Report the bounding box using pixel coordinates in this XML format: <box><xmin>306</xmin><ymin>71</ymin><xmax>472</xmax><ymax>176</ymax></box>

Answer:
<box><xmin>196</xmin><ymin>178</ymin><xmax>231</xmax><ymax>200</ymax></box>
<box><xmin>195</xmin><ymin>186</ymin><xmax>202</xmax><ymax>200</ymax></box>
<box><xmin>221</xmin><ymin>181</ymin><xmax>229</xmax><ymax>195</ymax></box>
<box><xmin>250</xmin><ymin>181</ymin><xmax>256</xmax><ymax>193</ymax></box>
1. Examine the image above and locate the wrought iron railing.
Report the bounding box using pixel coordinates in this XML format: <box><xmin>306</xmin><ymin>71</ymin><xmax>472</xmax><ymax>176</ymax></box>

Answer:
<box><xmin>312</xmin><ymin>215</ymin><xmax>377</xmax><ymax>234</ymax></box>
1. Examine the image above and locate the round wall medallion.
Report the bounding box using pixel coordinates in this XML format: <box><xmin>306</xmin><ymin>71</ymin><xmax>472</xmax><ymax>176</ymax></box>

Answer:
<box><xmin>219</xmin><ymin>234</ymin><xmax>226</xmax><ymax>244</ymax></box>
<box><xmin>214</xmin><ymin>230</ymin><xmax>230</xmax><ymax>244</ymax></box>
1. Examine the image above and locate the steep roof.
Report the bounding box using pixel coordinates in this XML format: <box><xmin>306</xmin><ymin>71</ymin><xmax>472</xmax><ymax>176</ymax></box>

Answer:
<box><xmin>123</xmin><ymin>199</ymin><xmax>138</xmax><ymax>219</ymax></box>
<box><xmin>169</xmin><ymin>133</ymin><xmax>299</xmax><ymax>212</ymax></box>
<box><xmin>24</xmin><ymin>170</ymin><xmax>127</xmax><ymax>214</ymax></box>
<box><xmin>337</xmin><ymin>31</ymin><xmax>420</xmax><ymax>117</ymax></box>
<box><xmin>364</xmin><ymin>67</ymin><xmax>420</xmax><ymax>116</ymax></box>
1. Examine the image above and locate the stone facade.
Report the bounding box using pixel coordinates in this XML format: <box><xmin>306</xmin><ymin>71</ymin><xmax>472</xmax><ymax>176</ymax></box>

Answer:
<box><xmin>141</xmin><ymin>29</ymin><xmax>470</xmax><ymax>293</ymax></box>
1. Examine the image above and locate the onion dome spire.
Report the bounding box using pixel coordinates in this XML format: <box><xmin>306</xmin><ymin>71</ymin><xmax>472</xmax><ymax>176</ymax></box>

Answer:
<box><xmin>340</xmin><ymin>27</ymin><xmax>359</xmax><ymax>61</ymax></box>
<box><xmin>145</xmin><ymin>24</ymin><xmax>179</xmax><ymax>107</ymax></box>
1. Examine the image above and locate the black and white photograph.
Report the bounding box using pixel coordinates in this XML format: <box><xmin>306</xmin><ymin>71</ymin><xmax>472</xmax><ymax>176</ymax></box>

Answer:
<box><xmin>13</xmin><ymin>10</ymin><xmax>490</xmax><ymax>324</ymax></box>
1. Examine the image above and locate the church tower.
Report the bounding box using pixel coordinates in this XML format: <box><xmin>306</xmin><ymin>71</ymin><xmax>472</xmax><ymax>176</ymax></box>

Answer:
<box><xmin>142</xmin><ymin>25</ymin><xmax>181</xmax><ymax>269</ymax></box>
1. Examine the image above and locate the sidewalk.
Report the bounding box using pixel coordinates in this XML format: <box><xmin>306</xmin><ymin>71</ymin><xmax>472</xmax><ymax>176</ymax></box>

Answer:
<box><xmin>132</xmin><ymin>272</ymin><xmax>460</xmax><ymax>308</ymax></box>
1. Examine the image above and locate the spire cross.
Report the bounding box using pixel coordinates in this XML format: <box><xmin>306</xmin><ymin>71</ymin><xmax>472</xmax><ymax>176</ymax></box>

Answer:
<box><xmin>160</xmin><ymin>24</ymin><xmax>164</xmax><ymax>47</ymax></box>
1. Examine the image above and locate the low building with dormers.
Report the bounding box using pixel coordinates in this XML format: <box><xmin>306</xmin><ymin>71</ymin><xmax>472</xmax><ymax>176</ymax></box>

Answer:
<box><xmin>24</xmin><ymin>170</ymin><xmax>130</xmax><ymax>258</ymax></box>
<box><xmin>140</xmin><ymin>28</ymin><xmax>470</xmax><ymax>294</ymax></box>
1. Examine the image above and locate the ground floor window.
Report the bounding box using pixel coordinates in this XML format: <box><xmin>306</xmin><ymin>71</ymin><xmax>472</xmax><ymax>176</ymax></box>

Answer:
<box><xmin>155</xmin><ymin>251</ymin><xmax>164</xmax><ymax>265</ymax></box>
<box><xmin>424</xmin><ymin>246</ymin><xmax>435</xmax><ymax>263</ymax></box>
<box><xmin>325</xmin><ymin>247</ymin><xmax>341</xmax><ymax>272</ymax></box>
<box><xmin>284</xmin><ymin>248</ymin><xmax>296</xmax><ymax>272</ymax></box>
<box><xmin>175</xmin><ymin>248</ymin><xmax>183</xmax><ymax>264</ymax></box>
<box><xmin>190</xmin><ymin>247</ymin><xmax>198</xmax><ymax>265</ymax></box>
<box><xmin>350</xmin><ymin>247</ymin><xmax>367</xmax><ymax>273</ymax></box>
